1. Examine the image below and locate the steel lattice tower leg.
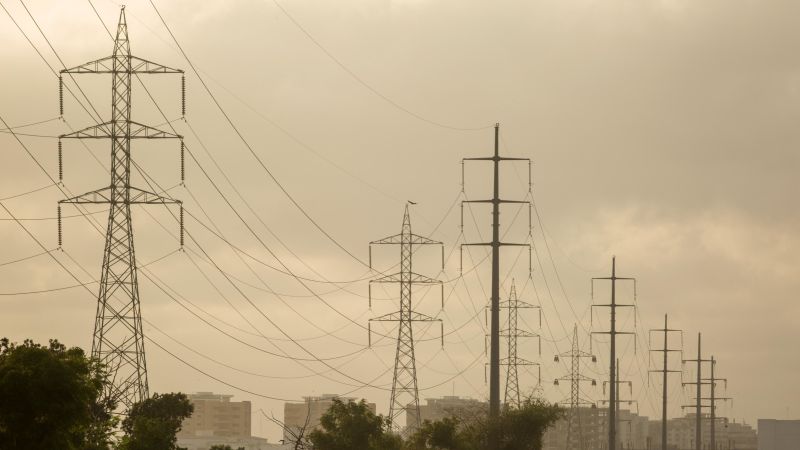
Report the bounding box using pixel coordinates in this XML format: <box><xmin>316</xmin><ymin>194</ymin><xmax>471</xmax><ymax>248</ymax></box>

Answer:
<box><xmin>369</xmin><ymin>205</ymin><xmax>444</xmax><ymax>431</ymax></box>
<box><xmin>57</xmin><ymin>6</ymin><xmax>184</xmax><ymax>412</ymax></box>
<box><xmin>501</xmin><ymin>280</ymin><xmax>541</xmax><ymax>408</ymax></box>
<box><xmin>555</xmin><ymin>325</ymin><xmax>596</xmax><ymax>450</ymax></box>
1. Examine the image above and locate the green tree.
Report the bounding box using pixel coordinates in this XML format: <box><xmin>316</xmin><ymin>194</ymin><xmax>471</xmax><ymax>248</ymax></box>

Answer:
<box><xmin>406</xmin><ymin>397</ymin><xmax>563</xmax><ymax>450</ymax></box>
<box><xmin>406</xmin><ymin>416</ymin><xmax>475</xmax><ymax>450</ymax></box>
<box><xmin>118</xmin><ymin>392</ymin><xmax>194</xmax><ymax>450</ymax></box>
<box><xmin>492</xmin><ymin>398</ymin><xmax>563</xmax><ymax>450</ymax></box>
<box><xmin>308</xmin><ymin>398</ymin><xmax>402</xmax><ymax>450</ymax></box>
<box><xmin>0</xmin><ymin>338</ymin><xmax>114</xmax><ymax>450</ymax></box>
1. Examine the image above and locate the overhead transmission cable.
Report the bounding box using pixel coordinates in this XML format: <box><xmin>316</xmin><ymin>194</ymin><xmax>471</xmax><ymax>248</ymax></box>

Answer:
<box><xmin>262</xmin><ymin>0</ymin><xmax>492</xmax><ymax>132</ymax></box>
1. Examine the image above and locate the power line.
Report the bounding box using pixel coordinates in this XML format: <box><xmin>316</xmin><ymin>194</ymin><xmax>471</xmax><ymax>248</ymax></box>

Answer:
<box><xmin>264</xmin><ymin>0</ymin><xmax>492</xmax><ymax>132</ymax></box>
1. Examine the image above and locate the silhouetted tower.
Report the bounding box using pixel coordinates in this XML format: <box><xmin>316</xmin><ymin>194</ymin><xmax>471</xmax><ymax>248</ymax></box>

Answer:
<box><xmin>682</xmin><ymin>333</ymin><xmax>713</xmax><ymax>450</ymax></box>
<box><xmin>501</xmin><ymin>280</ymin><xmax>541</xmax><ymax>408</ymax></box>
<box><xmin>461</xmin><ymin>124</ymin><xmax>531</xmax><ymax>445</ymax></box>
<box><xmin>554</xmin><ymin>325</ymin><xmax>597</xmax><ymax>450</ymax></box>
<box><xmin>649</xmin><ymin>315</ymin><xmax>683</xmax><ymax>450</ymax></box>
<box><xmin>57</xmin><ymin>6</ymin><xmax>184</xmax><ymax>411</ymax></box>
<box><xmin>591</xmin><ymin>257</ymin><xmax>637</xmax><ymax>450</ymax></box>
<box><xmin>368</xmin><ymin>204</ymin><xmax>444</xmax><ymax>431</ymax></box>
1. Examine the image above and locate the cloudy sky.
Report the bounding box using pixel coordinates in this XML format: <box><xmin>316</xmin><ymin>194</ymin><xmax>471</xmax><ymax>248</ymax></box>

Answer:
<box><xmin>1</xmin><ymin>0</ymin><xmax>798</xmax><ymax>441</ymax></box>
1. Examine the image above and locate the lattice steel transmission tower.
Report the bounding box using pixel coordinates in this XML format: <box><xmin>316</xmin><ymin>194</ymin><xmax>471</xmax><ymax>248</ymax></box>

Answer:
<box><xmin>368</xmin><ymin>204</ymin><xmax>444</xmax><ymax>431</ymax></box>
<box><xmin>591</xmin><ymin>257</ymin><xmax>637</xmax><ymax>450</ymax></box>
<box><xmin>500</xmin><ymin>279</ymin><xmax>541</xmax><ymax>408</ymax></box>
<box><xmin>460</xmin><ymin>124</ymin><xmax>531</xmax><ymax>443</ymax></box>
<box><xmin>57</xmin><ymin>6</ymin><xmax>185</xmax><ymax>411</ymax></box>
<box><xmin>554</xmin><ymin>325</ymin><xmax>597</xmax><ymax>450</ymax></box>
<box><xmin>649</xmin><ymin>314</ymin><xmax>683</xmax><ymax>450</ymax></box>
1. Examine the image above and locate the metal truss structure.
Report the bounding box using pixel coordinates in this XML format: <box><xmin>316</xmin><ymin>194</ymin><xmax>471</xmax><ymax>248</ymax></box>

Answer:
<box><xmin>368</xmin><ymin>204</ymin><xmax>444</xmax><ymax>431</ymax></box>
<box><xmin>554</xmin><ymin>325</ymin><xmax>597</xmax><ymax>450</ymax></box>
<box><xmin>57</xmin><ymin>6</ymin><xmax>184</xmax><ymax>412</ymax></box>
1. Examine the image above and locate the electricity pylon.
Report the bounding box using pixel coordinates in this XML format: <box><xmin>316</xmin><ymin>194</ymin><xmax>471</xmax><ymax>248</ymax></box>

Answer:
<box><xmin>554</xmin><ymin>325</ymin><xmax>597</xmax><ymax>450</ymax></box>
<box><xmin>682</xmin><ymin>333</ymin><xmax>712</xmax><ymax>450</ymax></box>
<box><xmin>57</xmin><ymin>6</ymin><xmax>184</xmax><ymax>411</ymax></box>
<box><xmin>649</xmin><ymin>314</ymin><xmax>683</xmax><ymax>450</ymax></box>
<box><xmin>500</xmin><ymin>279</ymin><xmax>541</xmax><ymax>408</ymax></box>
<box><xmin>591</xmin><ymin>256</ymin><xmax>637</xmax><ymax>450</ymax></box>
<box><xmin>460</xmin><ymin>124</ymin><xmax>531</xmax><ymax>446</ymax></box>
<box><xmin>368</xmin><ymin>204</ymin><xmax>444</xmax><ymax>431</ymax></box>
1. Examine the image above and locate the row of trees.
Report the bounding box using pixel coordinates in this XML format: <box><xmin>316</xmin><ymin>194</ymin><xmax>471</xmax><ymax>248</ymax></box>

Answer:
<box><xmin>0</xmin><ymin>338</ymin><xmax>562</xmax><ymax>450</ymax></box>
<box><xmin>290</xmin><ymin>397</ymin><xmax>563</xmax><ymax>450</ymax></box>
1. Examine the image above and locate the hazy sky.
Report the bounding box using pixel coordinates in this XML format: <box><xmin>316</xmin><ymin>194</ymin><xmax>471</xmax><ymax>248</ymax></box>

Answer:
<box><xmin>1</xmin><ymin>0</ymin><xmax>798</xmax><ymax>442</ymax></box>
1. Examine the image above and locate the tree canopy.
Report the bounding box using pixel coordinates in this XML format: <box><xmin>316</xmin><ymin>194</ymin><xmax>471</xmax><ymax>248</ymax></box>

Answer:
<box><xmin>308</xmin><ymin>398</ymin><xmax>402</xmax><ymax>450</ymax></box>
<box><xmin>119</xmin><ymin>392</ymin><xmax>194</xmax><ymax>450</ymax></box>
<box><xmin>407</xmin><ymin>397</ymin><xmax>563</xmax><ymax>450</ymax></box>
<box><xmin>0</xmin><ymin>338</ymin><xmax>114</xmax><ymax>450</ymax></box>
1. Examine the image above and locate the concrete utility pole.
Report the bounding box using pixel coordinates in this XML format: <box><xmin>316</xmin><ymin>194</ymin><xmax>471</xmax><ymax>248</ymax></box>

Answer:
<box><xmin>649</xmin><ymin>315</ymin><xmax>683</xmax><ymax>450</ymax></box>
<box><xmin>682</xmin><ymin>334</ymin><xmax>712</xmax><ymax>450</ymax></box>
<box><xmin>591</xmin><ymin>257</ymin><xmax>637</xmax><ymax>450</ymax></box>
<box><xmin>57</xmin><ymin>6</ymin><xmax>185</xmax><ymax>412</ymax></box>
<box><xmin>701</xmin><ymin>356</ymin><xmax>731</xmax><ymax>450</ymax></box>
<box><xmin>600</xmin><ymin>360</ymin><xmax>634</xmax><ymax>450</ymax></box>
<box><xmin>461</xmin><ymin>124</ymin><xmax>531</xmax><ymax>449</ymax></box>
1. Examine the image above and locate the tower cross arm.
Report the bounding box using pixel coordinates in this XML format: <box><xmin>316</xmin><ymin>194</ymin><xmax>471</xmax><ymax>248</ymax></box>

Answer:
<box><xmin>128</xmin><ymin>187</ymin><xmax>181</xmax><ymax>204</ymax></box>
<box><xmin>462</xmin><ymin>199</ymin><xmax>529</xmax><ymax>205</ymax></box>
<box><xmin>370</xmin><ymin>234</ymin><xmax>402</xmax><ymax>245</ymax></box>
<box><xmin>592</xmin><ymin>303</ymin><xmax>635</xmax><ymax>308</ymax></box>
<box><xmin>409</xmin><ymin>234</ymin><xmax>443</xmax><ymax>245</ymax></box>
<box><xmin>499</xmin><ymin>299</ymin><xmax>539</xmax><ymax>309</ymax></box>
<box><xmin>128</xmin><ymin>121</ymin><xmax>182</xmax><ymax>138</ymax></box>
<box><xmin>500</xmin><ymin>357</ymin><xmax>539</xmax><ymax>366</ymax></box>
<box><xmin>59</xmin><ymin>121</ymin><xmax>182</xmax><ymax>139</ymax></box>
<box><xmin>61</xmin><ymin>55</ymin><xmax>183</xmax><ymax>74</ymax></box>
<box><xmin>370</xmin><ymin>272</ymin><xmax>441</xmax><ymax>284</ymax></box>
<box><xmin>369</xmin><ymin>311</ymin><xmax>440</xmax><ymax>322</ymax></box>
<box><xmin>500</xmin><ymin>330</ymin><xmax>539</xmax><ymax>338</ymax></box>
<box><xmin>59</xmin><ymin>122</ymin><xmax>113</xmax><ymax>139</ymax></box>
<box><xmin>129</xmin><ymin>56</ymin><xmax>183</xmax><ymax>73</ymax></box>
<box><xmin>463</xmin><ymin>156</ymin><xmax>530</xmax><ymax>162</ymax></box>
<box><xmin>59</xmin><ymin>186</ymin><xmax>181</xmax><ymax>205</ymax></box>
